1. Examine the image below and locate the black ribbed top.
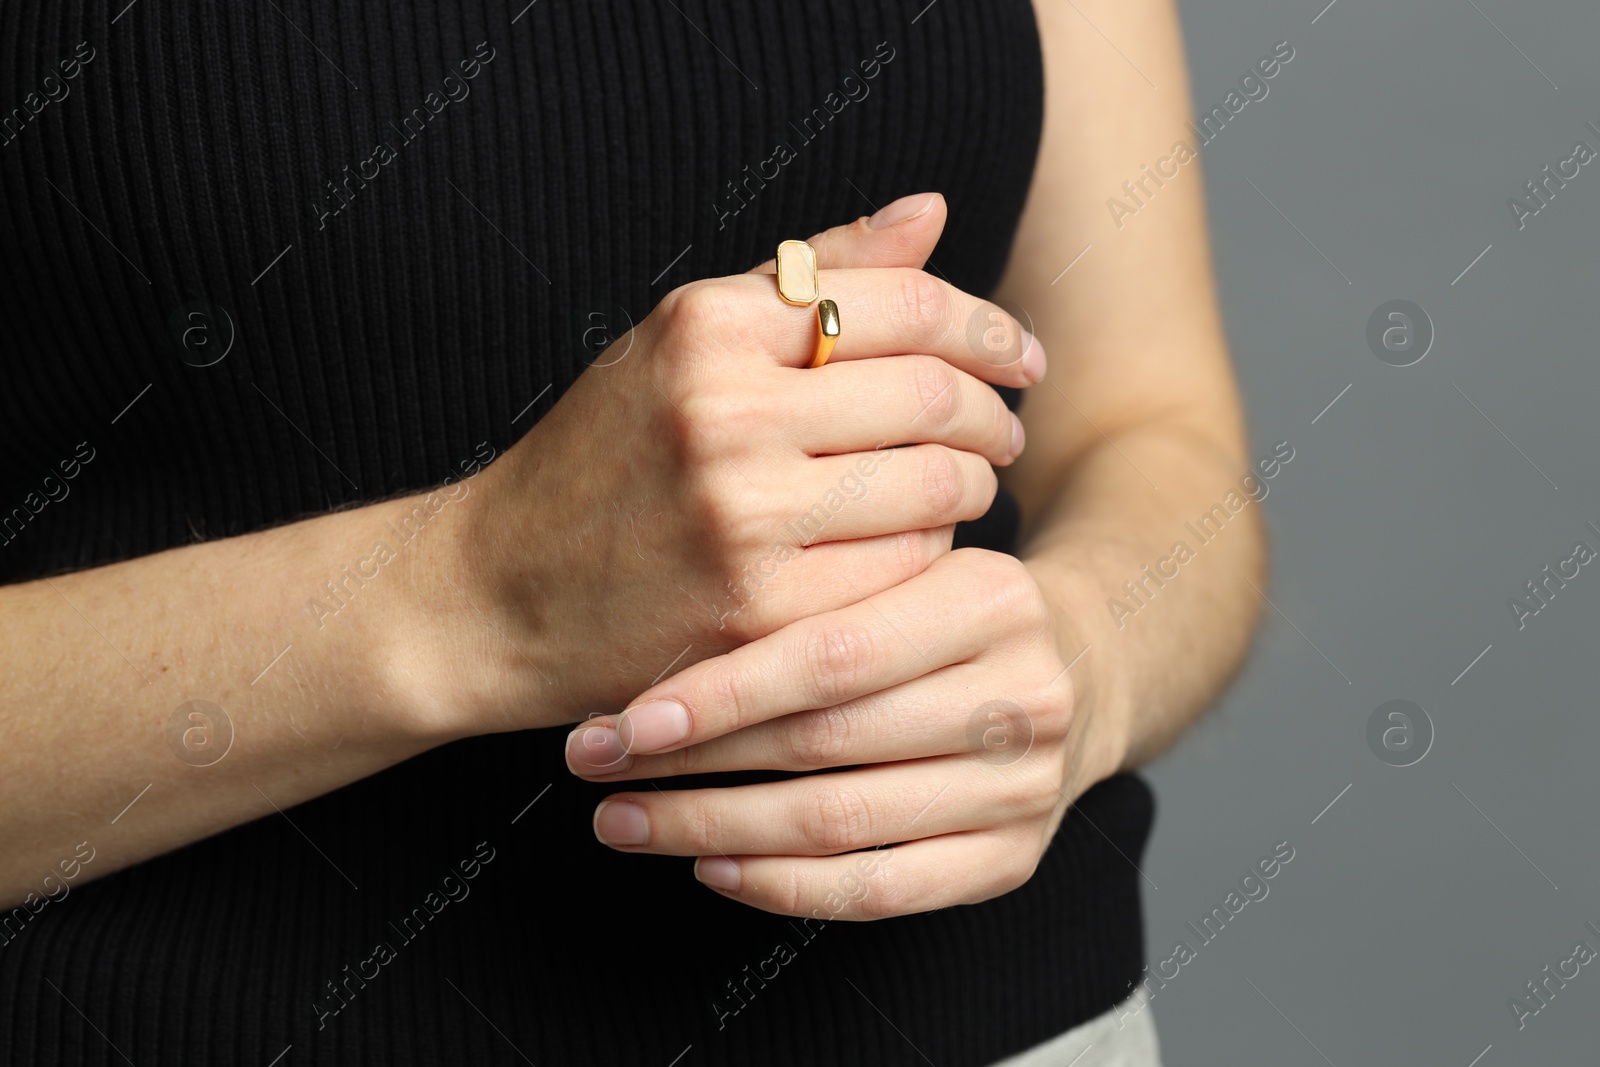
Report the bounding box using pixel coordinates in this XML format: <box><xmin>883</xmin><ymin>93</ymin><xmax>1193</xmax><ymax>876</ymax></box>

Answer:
<box><xmin>0</xmin><ymin>2</ymin><xmax>1154</xmax><ymax>1063</ymax></box>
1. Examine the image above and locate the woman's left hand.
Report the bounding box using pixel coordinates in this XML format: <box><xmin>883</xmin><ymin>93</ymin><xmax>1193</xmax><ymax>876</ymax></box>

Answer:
<box><xmin>564</xmin><ymin>547</ymin><xmax>1130</xmax><ymax>919</ymax></box>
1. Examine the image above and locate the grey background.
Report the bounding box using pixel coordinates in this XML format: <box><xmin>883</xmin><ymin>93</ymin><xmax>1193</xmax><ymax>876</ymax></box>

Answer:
<box><xmin>1141</xmin><ymin>1</ymin><xmax>1598</xmax><ymax>1064</ymax></box>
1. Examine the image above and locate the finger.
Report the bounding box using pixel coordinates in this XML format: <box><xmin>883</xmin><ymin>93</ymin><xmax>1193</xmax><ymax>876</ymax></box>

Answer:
<box><xmin>791</xmin><ymin>355</ymin><xmax>1023</xmax><ymax>466</ymax></box>
<box><xmin>692</xmin><ymin>831</ymin><xmax>1030</xmax><ymax>919</ymax></box>
<box><xmin>570</xmin><ymin>660</ymin><xmax>1028</xmax><ymax>780</ymax></box>
<box><xmin>721</xmin><ymin>268</ymin><xmax>1044</xmax><ymax>387</ymax></box>
<box><xmin>591</xmin><ymin>756</ymin><xmax>1043</xmax><ymax>857</ymax></box>
<box><xmin>785</xmin><ymin>445</ymin><xmax>996</xmax><ymax>544</ymax></box>
<box><xmin>597</xmin><ymin>550</ymin><xmax>1024</xmax><ymax>759</ymax></box>
<box><xmin>701</xmin><ymin>525</ymin><xmax>955</xmax><ymax>641</ymax></box>
<box><xmin>745</xmin><ymin>193</ymin><xmax>946</xmax><ymax>274</ymax></box>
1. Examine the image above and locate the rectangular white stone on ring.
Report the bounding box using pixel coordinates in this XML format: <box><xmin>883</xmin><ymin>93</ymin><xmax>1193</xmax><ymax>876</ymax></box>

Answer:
<box><xmin>775</xmin><ymin>240</ymin><xmax>819</xmax><ymax>306</ymax></box>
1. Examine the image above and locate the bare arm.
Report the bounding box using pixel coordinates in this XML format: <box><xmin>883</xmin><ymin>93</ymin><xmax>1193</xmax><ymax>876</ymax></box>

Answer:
<box><xmin>0</xmin><ymin>486</ymin><xmax>492</xmax><ymax>909</ymax></box>
<box><xmin>1001</xmin><ymin>0</ymin><xmax>1267</xmax><ymax>770</ymax></box>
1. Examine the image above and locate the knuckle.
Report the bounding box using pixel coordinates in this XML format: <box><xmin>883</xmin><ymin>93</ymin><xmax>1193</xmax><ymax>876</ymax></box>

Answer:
<box><xmin>1011</xmin><ymin>577</ymin><xmax>1052</xmax><ymax>629</ymax></box>
<box><xmin>1030</xmin><ymin>693</ymin><xmax>1073</xmax><ymax>743</ymax></box>
<box><xmin>1034</xmin><ymin>674</ymin><xmax>1077</xmax><ymax>738</ymax></box>
<box><xmin>732</xmin><ymin>565</ymin><xmax>798</xmax><ymax>638</ymax></box>
<box><xmin>777</xmin><ymin>865</ymin><xmax>807</xmax><ymax>916</ymax></box>
<box><xmin>653</xmin><ymin>284</ymin><xmax>690</xmax><ymax>332</ymax></box>
<box><xmin>715</xmin><ymin>599</ymin><xmax>769</xmax><ymax>644</ymax></box>
<box><xmin>684</xmin><ymin>471</ymin><xmax>744</xmax><ymax>552</ymax></box>
<box><xmin>789</xmin><ymin>705</ymin><xmax>855</xmax><ymax>768</ymax></box>
<box><xmin>893</xmin><ymin>269</ymin><xmax>948</xmax><ymax>336</ymax></box>
<box><xmin>966</xmin><ymin>549</ymin><xmax>1036</xmax><ymax>615</ymax></box>
<box><xmin>1017</xmin><ymin>764</ymin><xmax>1063</xmax><ymax>819</ymax></box>
<box><xmin>680</xmin><ymin>385</ymin><xmax>763</xmax><ymax>454</ymax></box>
<box><xmin>658</xmin><ymin>280</ymin><xmax>725</xmax><ymax>337</ymax></box>
<box><xmin>1004</xmin><ymin>844</ymin><xmax>1044</xmax><ymax>892</ymax></box>
<box><xmin>917</xmin><ymin>447</ymin><xmax>966</xmax><ymax>523</ymax></box>
<box><xmin>682</xmin><ymin>793</ymin><xmax>726</xmax><ymax>854</ymax></box>
<box><xmin>657</xmin><ymin>375</ymin><xmax>704</xmax><ymax>448</ymax></box>
<box><xmin>890</xmin><ymin>528</ymin><xmax>931</xmax><ymax>580</ymax></box>
<box><xmin>719</xmin><ymin>538</ymin><xmax>799</xmax><ymax>624</ymax></box>
<box><xmin>802</xmin><ymin>624</ymin><xmax>879</xmax><ymax>706</ymax></box>
<box><xmin>668</xmin><ymin>394</ymin><xmax>734</xmax><ymax>478</ymax></box>
<box><xmin>699</xmin><ymin>663</ymin><xmax>759</xmax><ymax>733</ymax></box>
<box><xmin>676</xmin><ymin>385</ymin><xmax>722</xmax><ymax>429</ymax></box>
<box><xmin>799</xmin><ymin>783</ymin><xmax>875</xmax><ymax>854</ymax></box>
<box><xmin>661</xmin><ymin>742</ymin><xmax>703</xmax><ymax>777</ymax></box>
<box><xmin>992</xmin><ymin>400</ymin><xmax>1017</xmax><ymax>457</ymax></box>
<box><xmin>908</xmin><ymin>357</ymin><xmax>960</xmax><ymax>431</ymax></box>
<box><xmin>854</xmin><ymin>862</ymin><xmax>914</xmax><ymax>919</ymax></box>
<box><xmin>650</xmin><ymin>284</ymin><xmax>743</xmax><ymax>409</ymax></box>
<box><xmin>976</xmin><ymin>470</ymin><xmax>999</xmax><ymax>517</ymax></box>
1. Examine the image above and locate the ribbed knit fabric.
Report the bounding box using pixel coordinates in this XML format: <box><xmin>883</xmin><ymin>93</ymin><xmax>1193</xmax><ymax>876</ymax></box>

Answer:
<box><xmin>0</xmin><ymin>2</ymin><xmax>1155</xmax><ymax>1064</ymax></box>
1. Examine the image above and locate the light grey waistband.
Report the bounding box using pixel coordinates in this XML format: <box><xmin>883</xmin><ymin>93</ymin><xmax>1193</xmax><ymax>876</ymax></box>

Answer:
<box><xmin>986</xmin><ymin>993</ymin><xmax>1162</xmax><ymax>1067</ymax></box>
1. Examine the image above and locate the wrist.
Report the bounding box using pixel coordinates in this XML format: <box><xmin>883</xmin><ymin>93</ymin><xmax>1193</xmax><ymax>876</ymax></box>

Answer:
<box><xmin>328</xmin><ymin>468</ymin><xmax>567</xmax><ymax>745</ymax></box>
<box><xmin>247</xmin><ymin>501</ymin><xmax>463</xmax><ymax>757</ymax></box>
<box><xmin>1025</xmin><ymin>555</ymin><xmax>1135</xmax><ymax>785</ymax></box>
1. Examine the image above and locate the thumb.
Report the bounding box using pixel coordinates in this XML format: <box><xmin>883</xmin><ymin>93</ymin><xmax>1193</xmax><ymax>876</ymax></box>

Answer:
<box><xmin>746</xmin><ymin>192</ymin><xmax>946</xmax><ymax>274</ymax></box>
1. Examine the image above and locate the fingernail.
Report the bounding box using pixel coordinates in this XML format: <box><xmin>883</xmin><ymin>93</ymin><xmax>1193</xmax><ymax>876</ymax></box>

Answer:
<box><xmin>1010</xmin><ymin>413</ymin><xmax>1026</xmax><ymax>459</ymax></box>
<box><xmin>618</xmin><ymin>699</ymin><xmax>691</xmax><ymax>754</ymax></box>
<box><xmin>566</xmin><ymin>726</ymin><xmax>632</xmax><ymax>775</ymax></box>
<box><xmin>696</xmin><ymin>856</ymin><xmax>742</xmax><ymax>893</ymax></box>
<box><xmin>1021</xmin><ymin>329</ymin><xmax>1046</xmax><ymax>383</ymax></box>
<box><xmin>594</xmin><ymin>801</ymin><xmax>650</xmax><ymax>846</ymax></box>
<box><xmin>868</xmin><ymin>192</ymin><xmax>936</xmax><ymax>230</ymax></box>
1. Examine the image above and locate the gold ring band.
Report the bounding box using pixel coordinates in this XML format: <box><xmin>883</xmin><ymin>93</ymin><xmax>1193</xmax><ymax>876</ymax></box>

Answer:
<box><xmin>812</xmin><ymin>299</ymin><xmax>840</xmax><ymax>368</ymax></box>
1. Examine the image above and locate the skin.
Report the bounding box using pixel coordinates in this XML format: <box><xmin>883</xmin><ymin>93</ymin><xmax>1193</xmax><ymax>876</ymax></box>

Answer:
<box><xmin>0</xmin><ymin>0</ymin><xmax>1263</xmax><ymax>929</ymax></box>
<box><xmin>0</xmin><ymin>201</ymin><xmax>1027</xmax><ymax>910</ymax></box>
<box><xmin>466</xmin><ymin>210</ymin><xmax>1038</xmax><ymax>719</ymax></box>
<box><xmin>566</xmin><ymin>0</ymin><xmax>1268</xmax><ymax>919</ymax></box>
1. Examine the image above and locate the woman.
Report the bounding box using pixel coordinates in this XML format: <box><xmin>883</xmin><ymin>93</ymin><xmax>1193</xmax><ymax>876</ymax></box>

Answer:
<box><xmin>0</xmin><ymin>1</ymin><xmax>1261</xmax><ymax>1064</ymax></box>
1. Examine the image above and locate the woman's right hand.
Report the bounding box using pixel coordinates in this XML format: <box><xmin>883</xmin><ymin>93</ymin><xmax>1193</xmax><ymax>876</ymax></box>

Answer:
<box><xmin>458</xmin><ymin>194</ymin><xmax>1046</xmax><ymax>727</ymax></box>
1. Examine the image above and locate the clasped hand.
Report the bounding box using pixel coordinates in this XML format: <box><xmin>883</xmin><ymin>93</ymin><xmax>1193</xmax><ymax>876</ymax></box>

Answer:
<box><xmin>542</xmin><ymin>196</ymin><xmax>1124</xmax><ymax>919</ymax></box>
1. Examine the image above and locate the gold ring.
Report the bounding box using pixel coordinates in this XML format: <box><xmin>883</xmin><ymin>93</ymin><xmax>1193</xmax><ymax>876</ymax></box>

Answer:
<box><xmin>776</xmin><ymin>239</ymin><xmax>838</xmax><ymax>368</ymax></box>
<box><xmin>812</xmin><ymin>299</ymin><xmax>840</xmax><ymax>368</ymax></box>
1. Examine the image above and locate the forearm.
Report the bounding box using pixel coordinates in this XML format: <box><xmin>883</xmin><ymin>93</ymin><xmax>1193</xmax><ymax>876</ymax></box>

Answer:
<box><xmin>986</xmin><ymin>0</ymin><xmax>1267</xmax><ymax>778</ymax></box>
<box><xmin>1019</xmin><ymin>420</ymin><xmax>1266</xmax><ymax>774</ymax></box>
<box><xmin>0</xmin><ymin>483</ymin><xmax>508</xmax><ymax>908</ymax></box>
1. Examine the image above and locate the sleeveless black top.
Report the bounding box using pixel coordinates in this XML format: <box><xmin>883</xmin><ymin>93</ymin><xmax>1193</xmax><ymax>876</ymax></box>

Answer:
<box><xmin>0</xmin><ymin>2</ymin><xmax>1154</xmax><ymax>1064</ymax></box>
